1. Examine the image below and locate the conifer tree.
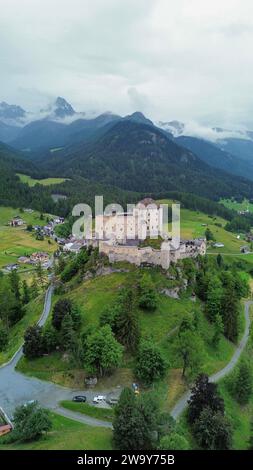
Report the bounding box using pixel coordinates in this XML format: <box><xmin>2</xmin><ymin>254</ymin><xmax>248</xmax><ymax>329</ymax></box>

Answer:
<box><xmin>9</xmin><ymin>269</ymin><xmax>20</xmax><ymax>302</ymax></box>
<box><xmin>212</xmin><ymin>313</ymin><xmax>224</xmax><ymax>347</ymax></box>
<box><xmin>221</xmin><ymin>284</ymin><xmax>239</xmax><ymax>342</ymax></box>
<box><xmin>234</xmin><ymin>360</ymin><xmax>253</xmax><ymax>405</ymax></box>
<box><xmin>205</xmin><ymin>276</ymin><xmax>223</xmax><ymax>322</ymax></box>
<box><xmin>22</xmin><ymin>280</ymin><xmax>30</xmax><ymax>304</ymax></box>
<box><xmin>60</xmin><ymin>313</ymin><xmax>76</xmax><ymax>352</ymax></box>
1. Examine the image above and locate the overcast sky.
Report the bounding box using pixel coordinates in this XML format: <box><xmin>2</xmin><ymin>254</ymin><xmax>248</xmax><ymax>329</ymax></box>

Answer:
<box><xmin>1</xmin><ymin>0</ymin><xmax>253</xmax><ymax>127</ymax></box>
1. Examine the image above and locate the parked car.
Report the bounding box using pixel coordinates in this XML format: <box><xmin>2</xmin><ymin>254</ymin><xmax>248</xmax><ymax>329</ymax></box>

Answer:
<box><xmin>24</xmin><ymin>400</ymin><xmax>36</xmax><ymax>407</ymax></box>
<box><xmin>107</xmin><ymin>397</ymin><xmax>119</xmax><ymax>406</ymax></box>
<box><xmin>93</xmin><ymin>395</ymin><xmax>106</xmax><ymax>404</ymax></box>
<box><xmin>132</xmin><ymin>383</ymin><xmax>140</xmax><ymax>395</ymax></box>
<box><xmin>72</xmin><ymin>395</ymin><xmax>87</xmax><ymax>403</ymax></box>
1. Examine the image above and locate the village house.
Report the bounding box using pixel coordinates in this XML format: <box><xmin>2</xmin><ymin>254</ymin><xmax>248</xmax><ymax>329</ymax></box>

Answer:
<box><xmin>9</xmin><ymin>216</ymin><xmax>25</xmax><ymax>227</ymax></box>
<box><xmin>240</xmin><ymin>245</ymin><xmax>251</xmax><ymax>254</ymax></box>
<box><xmin>246</xmin><ymin>232</ymin><xmax>253</xmax><ymax>242</ymax></box>
<box><xmin>18</xmin><ymin>256</ymin><xmax>31</xmax><ymax>264</ymax></box>
<box><xmin>53</xmin><ymin>216</ymin><xmax>65</xmax><ymax>225</ymax></box>
<box><xmin>30</xmin><ymin>252</ymin><xmax>49</xmax><ymax>264</ymax></box>
<box><xmin>4</xmin><ymin>264</ymin><xmax>18</xmax><ymax>272</ymax></box>
<box><xmin>213</xmin><ymin>242</ymin><xmax>224</xmax><ymax>248</ymax></box>
<box><xmin>23</xmin><ymin>208</ymin><xmax>34</xmax><ymax>213</ymax></box>
<box><xmin>63</xmin><ymin>240</ymin><xmax>87</xmax><ymax>253</ymax></box>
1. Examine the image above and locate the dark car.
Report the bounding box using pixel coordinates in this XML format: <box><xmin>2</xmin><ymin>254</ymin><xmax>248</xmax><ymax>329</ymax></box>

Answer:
<box><xmin>72</xmin><ymin>395</ymin><xmax>87</xmax><ymax>403</ymax></box>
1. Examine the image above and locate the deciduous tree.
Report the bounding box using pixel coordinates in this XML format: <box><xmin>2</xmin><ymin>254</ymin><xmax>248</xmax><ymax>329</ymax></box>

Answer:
<box><xmin>9</xmin><ymin>402</ymin><xmax>52</xmax><ymax>442</ymax></box>
<box><xmin>23</xmin><ymin>325</ymin><xmax>43</xmax><ymax>358</ymax></box>
<box><xmin>85</xmin><ymin>325</ymin><xmax>123</xmax><ymax>376</ymax></box>
<box><xmin>194</xmin><ymin>407</ymin><xmax>232</xmax><ymax>450</ymax></box>
<box><xmin>135</xmin><ymin>339</ymin><xmax>167</xmax><ymax>384</ymax></box>
<box><xmin>138</xmin><ymin>273</ymin><xmax>158</xmax><ymax>311</ymax></box>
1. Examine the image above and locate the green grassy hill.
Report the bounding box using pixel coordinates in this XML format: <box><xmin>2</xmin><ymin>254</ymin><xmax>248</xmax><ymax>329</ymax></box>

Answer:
<box><xmin>17</xmin><ymin>266</ymin><xmax>240</xmax><ymax>412</ymax></box>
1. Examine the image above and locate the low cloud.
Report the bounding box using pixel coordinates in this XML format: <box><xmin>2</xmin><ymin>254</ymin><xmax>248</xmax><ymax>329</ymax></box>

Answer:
<box><xmin>182</xmin><ymin>122</ymin><xmax>250</xmax><ymax>142</ymax></box>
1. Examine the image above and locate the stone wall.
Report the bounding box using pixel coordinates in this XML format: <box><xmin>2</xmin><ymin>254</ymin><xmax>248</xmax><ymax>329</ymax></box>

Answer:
<box><xmin>100</xmin><ymin>241</ymin><xmax>170</xmax><ymax>269</ymax></box>
<box><xmin>99</xmin><ymin>238</ymin><xmax>206</xmax><ymax>270</ymax></box>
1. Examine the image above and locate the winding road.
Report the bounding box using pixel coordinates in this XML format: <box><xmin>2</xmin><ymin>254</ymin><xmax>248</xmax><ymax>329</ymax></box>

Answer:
<box><xmin>171</xmin><ymin>299</ymin><xmax>253</xmax><ymax>419</ymax></box>
<box><xmin>0</xmin><ymin>285</ymin><xmax>252</xmax><ymax>428</ymax></box>
<box><xmin>0</xmin><ymin>285</ymin><xmax>112</xmax><ymax>429</ymax></box>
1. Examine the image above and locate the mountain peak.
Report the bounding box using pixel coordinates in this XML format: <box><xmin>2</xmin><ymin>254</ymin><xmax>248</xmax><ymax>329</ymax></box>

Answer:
<box><xmin>125</xmin><ymin>111</ymin><xmax>153</xmax><ymax>126</ymax></box>
<box><xmin>0</xmin><ymin>101</ymin><xmax>26</xmax><ymax>122</ymax></box>
<box><xmin>54</xmin><ymin>97</ymin><xmax>75</xmax><ymax>118</ymax></box>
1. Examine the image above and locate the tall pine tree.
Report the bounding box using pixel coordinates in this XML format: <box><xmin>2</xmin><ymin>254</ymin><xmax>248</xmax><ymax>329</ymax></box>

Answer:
<box><xmin>234</xmin><ymin>360</ymin><xmax>253</xmax><ymax>405</ymax></box>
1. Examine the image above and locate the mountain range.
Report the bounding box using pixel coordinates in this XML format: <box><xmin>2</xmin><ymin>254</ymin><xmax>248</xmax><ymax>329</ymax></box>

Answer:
<box><xmin>1</xmin><ymin>97</ymin><xmax>253</xmax><ymax>214</ymax></box>
<box><xmin>0</xmin><ymin>97</ymin><xmax>253</xmax><ymax>182</ymax></box>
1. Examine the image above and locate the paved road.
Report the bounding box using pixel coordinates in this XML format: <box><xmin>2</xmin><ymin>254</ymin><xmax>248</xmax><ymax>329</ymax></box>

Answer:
<box><xmin>171</xmin><ymin>299</ymin><xmax>253</xmax><ymax>420</ymax></box>
<box><xmin>0</xmin><ymin>285</ymin><xmax>112</xmax><ymax>428</ymax></box>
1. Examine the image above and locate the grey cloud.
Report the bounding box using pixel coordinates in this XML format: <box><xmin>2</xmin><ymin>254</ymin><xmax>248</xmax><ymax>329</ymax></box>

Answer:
<box><xmin>1</xmin><ymin>0</ymin><xmax>253</xmax><ymax>128</ymax></box>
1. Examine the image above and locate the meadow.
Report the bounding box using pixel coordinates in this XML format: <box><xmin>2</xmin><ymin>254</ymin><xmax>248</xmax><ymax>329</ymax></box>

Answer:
<box><xmin>0</xmin><ymin>412</ymin><xmax>113</xmax><ymax>450</ymax></box>
<box><xmin>220</xmin><ymin>197</ymin><xmax>253</xmax><ymax>213</ymax></box>
<box><xmin>60</xmin><ymin>401</ymin><xmax>115</xmax><ymax>422</ymax></box>
<box><xmin>0</xmin><ymin>207</ymin><xmax>57</xmax><ymax>268</ymax></box>
<box><xmin>16</xmin><ymin>173</ymin><xmax>68</xmax><ymax>187</ymax></box>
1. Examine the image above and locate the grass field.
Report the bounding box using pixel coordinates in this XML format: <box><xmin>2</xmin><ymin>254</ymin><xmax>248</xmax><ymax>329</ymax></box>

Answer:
<box><xmin>220</xmin><ymin>198</ymin><xmax>253</xmax><ymax>213</ymax></box>
<box><xmin>0</xmin><ymin>207</ymin><xmax>57</xmax><ymax>268</ymax></box>
<box><xmin>60</xmin><ymin>401</ymin><xmax>115</xmax><ymax>422</ymax></box>
<box><xmin>16</xmin><ymin>173</ymin><xmax>68</xmax><ymax>187</ymax></box>
<box><xmin>0</xmin><ymin>412</ymin><xmax>113</xmax><ymax>450</ymax></box>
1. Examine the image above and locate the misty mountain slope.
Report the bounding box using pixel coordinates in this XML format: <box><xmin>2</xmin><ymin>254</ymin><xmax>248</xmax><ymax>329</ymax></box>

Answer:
<box><xmin>10</xmin><ymin>112</ymin><xmax>122</xmax><ymax>151</ymax></box>
<box><xmin>10</xmin><ymin>110</ymin><xmax>153</xmax><ymax>151</ymax></box>
<box><xmin>0</xmin><ymin>121</ymin><xmax>21</xmax><ymax>143</ymax></box>
<box><xmin>11</xmin><ymin>120</ymin><xmax>68</xmax><ymax>150</ymax></box>
<box><xmin>217</xmin><ymin>138</ymin><xmax>253</xmax><ymax>163</ymax></box>
<box><xmin>0</xmin><ymin>101</ymin><xmax>27</xmax><ymax>123</ymax></box>
<box><xmin>175</xmin><ymin>135</ymin><xmax>253</xmax><ymax>180</ymax></box>
<box><xmin>39</xmin><ymin>120</ymin><xmax>253</xmax><ymax>200</ymax></box>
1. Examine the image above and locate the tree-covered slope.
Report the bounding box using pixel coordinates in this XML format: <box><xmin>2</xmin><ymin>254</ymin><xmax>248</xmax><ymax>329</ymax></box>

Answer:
<box><xmin>40</xmin><ymin>120</ymin><xmax>253</xmax><ymax>201</ymax></box>
<box><xmin>175</xmin><ymin>135</ymin><xmax>253</xmax><ymax>181</ymax></box>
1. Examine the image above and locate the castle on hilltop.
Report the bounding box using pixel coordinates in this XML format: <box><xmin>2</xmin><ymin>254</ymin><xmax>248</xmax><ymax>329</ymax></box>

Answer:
<box><xmin>94</xmin><ymin>198</ymin><xmax>206</xmax><ymax>270</ymax></box>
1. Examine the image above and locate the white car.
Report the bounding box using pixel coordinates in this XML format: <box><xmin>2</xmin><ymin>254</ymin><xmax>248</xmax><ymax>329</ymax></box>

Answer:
<box><xmin>93</xmin><ymin>395</ymin><xmax>106</xmax><ymax>404</ymax></box>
